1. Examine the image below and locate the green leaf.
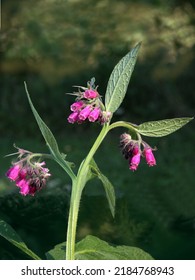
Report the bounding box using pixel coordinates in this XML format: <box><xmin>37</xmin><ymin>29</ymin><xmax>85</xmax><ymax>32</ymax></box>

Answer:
<box><xmin>46</xmin><ymin>242</ymin><xmax>66</xmax><ymax>260</ymax></box>
<box><xmin>24</xmin><ymin>82</ymin><xmax>75</xmax><ymax>180</ymax></box>
<box><xmin>46</xmin><ymin>235</ymin><xmax>153</xmax><ymax>260</ymax></box>
<box><xmin>89</xmin><ymin>159</ymin><xmax>115</xmax><ymax>218</ymax></box>
<box><xmin>105</xmin><ymin>42</ymin><xmax>141</xmax><ymax>113</ymax></box>
<box><xmin>75</xmin><ymin>235</ymin><xmax>153</xmax><ymax>260</ymax></box>
<box><xmin>136</xmin><ymin>117</ymin><xmax>193</xmax><ymax>137</ymax></box>
<box><xmin>24</xmin><ymin>83</ymin><xmax>61</xmax><ymax>157</ymax></box>
<box><xmin>0</xmin><ymin>219</ymin><xmax>41</xmax><ymax>260</ymax></box>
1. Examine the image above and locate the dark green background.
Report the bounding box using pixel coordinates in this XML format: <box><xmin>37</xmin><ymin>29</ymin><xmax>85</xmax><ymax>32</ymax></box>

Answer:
<box><xmin>0</xmin><ymin>0</ymin><xmax>195</xmax><ymax>259</ymax></box>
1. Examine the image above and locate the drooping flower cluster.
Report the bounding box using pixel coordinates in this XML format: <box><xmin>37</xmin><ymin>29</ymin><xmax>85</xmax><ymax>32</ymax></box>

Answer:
<box><xmin>67</xmin><ymin>78</ymin><xmax>111</xmax><ymax>125</ymax></box>
<box><xmin>120</xmin><ymin>133</ymin><xmax>156</xmax><ymax>171</ymax></box>
<box><xmin>6</xmin><ymin>147</ymin><xmax>51</xmax><ymax>196</ymax></box>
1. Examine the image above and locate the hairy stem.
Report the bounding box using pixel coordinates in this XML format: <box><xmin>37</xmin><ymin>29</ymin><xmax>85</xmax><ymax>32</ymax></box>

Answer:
<box><xmin>65</xmin><ymin>124</ymin><xmax>109</xmax><ymax>260</ymax></box>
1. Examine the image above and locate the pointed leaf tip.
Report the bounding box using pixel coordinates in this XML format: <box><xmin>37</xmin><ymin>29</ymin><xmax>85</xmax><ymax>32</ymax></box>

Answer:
<box><xmin>136</xmin><ymin>117</ymin><xmax>193</xmax><ymax>137</ymax></box>
<box><xmin>24</xmin><ymin>82</ymin><xmax>75</xmax><ymax>180</ymax></box>
<box><xmin>105</xmin><ymin>43</ymin><xmax>141</xmax><ymax>113</ymax></box>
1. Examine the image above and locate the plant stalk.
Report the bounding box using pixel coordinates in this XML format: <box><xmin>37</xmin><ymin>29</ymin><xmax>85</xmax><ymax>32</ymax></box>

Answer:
<box><xmin>65</xmin><ymin>124</ymin><xmax>109</xmax><ymax>260</ymax></box>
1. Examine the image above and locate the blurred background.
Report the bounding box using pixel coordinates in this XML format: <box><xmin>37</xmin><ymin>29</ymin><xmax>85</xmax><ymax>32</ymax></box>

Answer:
<box><xmin>0</xmin><ymin>0</ymin><xmax>195</xmax><ymax>259</ymax></box>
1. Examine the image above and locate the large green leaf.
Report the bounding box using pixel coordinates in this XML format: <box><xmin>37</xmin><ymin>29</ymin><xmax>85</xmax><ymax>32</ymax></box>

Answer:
<box><xmin>89</xmin><ymin>159</ymin><xmax>115</xmax><ymax>218</ymax></box>
<box><xmin>24</xmin><ymin>82</ymin><xmax>75</xmax><ymax>179</ymax></box>
<box><xmin>46</xmin><ymin>235</ymin><xmax>153</xmax><ymax>260</ymax></box>
<box><xmin>105</xmin><ymin>43</ymin><xmax>141</xmax><ymax>113</ymax></box>
<box><xmin>136</xmin><ymin>117</ymin><xmax>193</xmax><ymax>137</ymax></box>
<box><xmin>0</xmin><ymin>219</ymin><xmax>41</xmax><ymax>260</ymax></box>
<box><xmin>75</xmin><ymin>235</ymin><xmax>153</xmax><ymax>260</ymax></box>
<box><xmin>46</xmin><ymin>242</ymin><xmax>66</xmax><ymax>260</ymax></box>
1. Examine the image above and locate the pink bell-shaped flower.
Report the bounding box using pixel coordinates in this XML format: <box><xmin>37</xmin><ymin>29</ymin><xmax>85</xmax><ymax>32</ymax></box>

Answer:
<box><xmin>144</xmin><ymin>148</ymin><xmax>156</xmax><ymax>166</ymax></box>
<box><xmin>88</xmin><ymin>107</ymin><xmax>101</xmax><ymax>122</ymax></box>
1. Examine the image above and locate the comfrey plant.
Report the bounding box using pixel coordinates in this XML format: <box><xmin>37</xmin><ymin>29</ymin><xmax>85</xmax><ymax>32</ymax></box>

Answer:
<box><xmin>2</xmin><ymin>43</ymin><xmax>193</xmax><ymax>260</ymax></box>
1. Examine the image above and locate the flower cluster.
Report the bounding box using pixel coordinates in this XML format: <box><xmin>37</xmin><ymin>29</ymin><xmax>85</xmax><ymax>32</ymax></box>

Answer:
<box><xmin>120</xmin><ymin>133</ymin><xmax>156</xmax><ymax>171</ymax></box>
<box><xmin>67</xmin><ymin>79</ymin><xmax>111</xmax><ymax>125</ymax></box>
<box><xmin>6</xmin><ymin>148</ymin><xmax>51</xmax><ymax>196</ymax></box>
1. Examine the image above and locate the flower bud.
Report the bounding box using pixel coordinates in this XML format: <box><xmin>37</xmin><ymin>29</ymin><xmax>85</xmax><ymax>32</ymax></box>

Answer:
<box><xmin>99</xmin><ymin>111</ymin><xmax>112</xmax><ymax>124</ymax></box>
<box><xmin>83</xmin><ymin>89</ymin><xmax>98</xmax><ymax>99</ymax></box>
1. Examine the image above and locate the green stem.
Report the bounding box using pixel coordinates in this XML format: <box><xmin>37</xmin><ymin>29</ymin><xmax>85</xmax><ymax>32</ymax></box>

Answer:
<box><xmin>65</xmin><ymin>124</ymin><xmax>109</xmax><ymax>260</ymax></box>
<box><xmin>108</xmin><ymin>121</ymin><xmax>138</xmax><ymax>132</ymax></box>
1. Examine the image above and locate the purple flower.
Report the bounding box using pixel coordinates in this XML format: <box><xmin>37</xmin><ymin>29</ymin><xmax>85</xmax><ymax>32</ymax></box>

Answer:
<box><xmin>6</xmin><ymin>164</ymin><xmax>21</xmax><ymax>181</ymax></box>
<box><xmin>78</xmin><ymin>105</ymin><xmax>92</xmax><ymax>121</ymax></box>
<box><xmin>70</xmin><ymin>101</ymin><xmax>84</xmax><ymax>112</ymax></box>
<box><xmin>19</xmin><ymin>168</ymin><xmax>27</xmax><ymax>179</ymax></box>
<box><xmin>16</xmin><ymin>178</ymin><xmax>30</xmax><ymax>196</ymax></box>
<box><xmin>67</xmin><ymin>112</ymin><xmax>79</xmax><ymax>123</ymax></box>
<box><xmin>83</xmin><ymin>89</ymin><xmax>98</xmax><ymax>99</ymax></box>
<box><xmin>120</xmin><ymin>132</ymin><xmax>157</xmax><ymax>171</ymax></box>
<box><xmin>88</xmin><ymin>107</ymin><xmax>101</xmax><ymax>122</ymax></box>
<box><xmin>5</xmin><ymin>147</ymin><xmax>51</xmax><ymax>196</ymax></box>
<box><xmin>144</xmin><ymin>148</ymin><xmax>156</xmax><ymax>166</ymax></box>
<box><xmin>129</xmin><ymin>146</ymin><xmax>141</xmax><ymax>171</ymax></box>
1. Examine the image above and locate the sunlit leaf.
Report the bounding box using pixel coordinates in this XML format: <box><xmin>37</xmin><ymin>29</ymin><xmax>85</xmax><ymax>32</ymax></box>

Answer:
<box><xmin>75</xmin><ymin>235</ymin><xmax>153</xmax><ymax>260</ymax></box>
<box><xmin>136</xmin><ymin>117</ymin><xmax>193</xmax><ymax>137</ymax></box>
<box><xmin>105</xmin><ymin>43</ymin><xmax>141</xmax><ymax>113</ymax></box>
<box><xmin>46</xmin><ymin>235</ymin><xmax>153</xmax><ymax>260</ymax></box>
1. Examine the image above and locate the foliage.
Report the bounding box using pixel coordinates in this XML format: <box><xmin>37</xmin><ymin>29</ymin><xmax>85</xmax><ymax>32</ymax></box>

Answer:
<box><xmin>0</xmin><ymin>1</ymin><xmax>194</xmax><ymax>262</ymax></box>
<box><xmin>47</xmin><ymin>235</ymin><xmax>153</xmax><ymax>260</ymax></box>
<box><xmin>1</xmin><ymin>41</ymin><xmax>192</xmax><ymax>260</ymax></box>
<box><xmin>1</xmin><ymin>0</ymin><xmax>195</xmax><ymax>136</ymax></box>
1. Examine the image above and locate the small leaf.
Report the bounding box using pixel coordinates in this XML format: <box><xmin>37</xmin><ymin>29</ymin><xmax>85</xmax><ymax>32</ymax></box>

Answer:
<box><xmin>0</xmin><ymin>219</ymin><xmax>41</xmax><ymax>260</ymax></box>
<box><xmin>89</xmin><ymin>159</ymin><xmax>115</xmax><ymax>218</ymax></box>
<box><xmin>75</xmin><ymin>235</ymin><xmax>153</xmax><ymax>260</ymax></box>
<box><xmin>24</xmin><ymin>82</ymin><xmax>75</xmax><ymax>179</ymax></box>
<box><xmin>105</xmin><ymin>43</ymin><xmax>141</xmax><ymax>113</ymax></box>
<box><xmin>136</xmin><ymin>117</ymin><xmax>193</xmax><ymax>137</ymax></box>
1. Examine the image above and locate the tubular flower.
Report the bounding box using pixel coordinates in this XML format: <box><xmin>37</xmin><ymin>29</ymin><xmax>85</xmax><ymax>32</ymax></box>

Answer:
<box><xmin>88</xmin><ymin>107</ymin><xmax>101</xmax><ymax>122</ymax></box>
<box><xmin>129</xmin><ymin>144</ymin><xmax>141</xmax><ymax>171</ymax></box>
<box><xmin>16</xmin><ymin>179</ymin><xmax>30</xmax><ymax>196</ymax></box>
<box><xmin>70</xmin><ymin>101</ymin><xmax>84</xmax><ymax>112</ymax></box>
<box><xmin>129</xmin><ymin>153</ymin><xmax>141</xmax><ymax>171</ymax></box>
<box><xmin>78</xmin><ymin>105</ymin><xmax>92</xmax><ymax>121</ymax></box>
<box><xmin>143</xmin><ymin>147</ymin><xmax>156</xmax><ymax>166</ymax></box>
<box><xmin>5</xmin><ymin>147</ymin><xmax>51</xmax><ymax>196</ymax></box>
<box><xmin>120</xmin><ymin>133</ymin><xmax>156</xmax><ymax>171</ymax></box>
<box><xmin>68</xmin><ymin>112</ymin><xmax>79</xmax><ymax>123</ymax></box>
<box><xmin>6</xmin><ymin>164</ymin><xmax>21</xmax><ymax>181</ymax></box>
<box><xmin>67</xmin><ymin>78</ymin><xmax>111</xmax><ymax>125</ymax></box>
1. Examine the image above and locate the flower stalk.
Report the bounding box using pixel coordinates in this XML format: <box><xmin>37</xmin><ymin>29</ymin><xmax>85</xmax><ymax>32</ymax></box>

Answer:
<box><xmin>65</xmin><ymin>123</ymin><xmax>109</xmax><ymax>260</ymax></box>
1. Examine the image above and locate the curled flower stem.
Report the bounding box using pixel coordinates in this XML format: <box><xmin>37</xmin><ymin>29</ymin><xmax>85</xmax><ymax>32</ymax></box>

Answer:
<box><xmin>108</xmin><ymin>121</ymin><xmax>138</xmax><ymax>132</ymax></box>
